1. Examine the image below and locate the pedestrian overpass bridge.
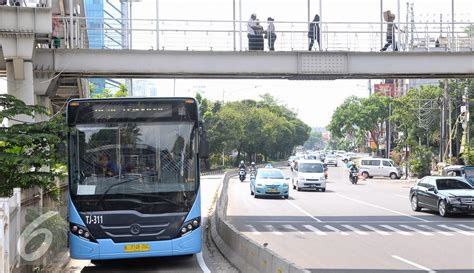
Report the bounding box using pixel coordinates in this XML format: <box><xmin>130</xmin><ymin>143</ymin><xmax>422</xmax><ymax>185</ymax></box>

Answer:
<box><xmin>2</xmin><ymin>48</ymin><xmax>472</xmax><ymax>79</ymax></box>
<box><xmin>0</xmin><ymin>2</ymin><xmax>473</xmax><ymax>114</ymax></box>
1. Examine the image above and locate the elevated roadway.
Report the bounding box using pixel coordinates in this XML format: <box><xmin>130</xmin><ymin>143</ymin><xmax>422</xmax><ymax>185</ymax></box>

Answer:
<box><xmin>226</xmin><ymin>163</ymin><xmax>474</xmax><ymax>272</ymax></box>
<box><xmin>1</xmin><ymin>49</ymin><xmax>473</xmax><ymax>79</ymax></box>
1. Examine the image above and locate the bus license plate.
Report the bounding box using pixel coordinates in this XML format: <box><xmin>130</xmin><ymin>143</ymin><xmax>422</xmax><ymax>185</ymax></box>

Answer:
<box><xmin>124</xmin><ymin>244</ymin><xmax>150</xmax><ymax>253</ymax></box>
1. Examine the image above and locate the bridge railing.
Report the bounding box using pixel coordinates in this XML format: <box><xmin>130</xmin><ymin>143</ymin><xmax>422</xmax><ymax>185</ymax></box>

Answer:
<box><xmin>58</xmin><ymin>17</ymin><xmax>472</xmax><ymax>52</ymax></box>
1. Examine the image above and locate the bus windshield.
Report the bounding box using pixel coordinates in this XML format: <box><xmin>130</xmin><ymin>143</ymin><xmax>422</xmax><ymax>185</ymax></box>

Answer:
<box><xmin>69</xmin><ymin>121</ymin><xmax>197</xmax><ymax>213</ymax></box>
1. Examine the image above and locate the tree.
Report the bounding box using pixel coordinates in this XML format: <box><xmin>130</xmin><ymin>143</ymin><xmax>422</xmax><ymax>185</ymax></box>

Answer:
<box><xmin>202</xmin><ymin>94</ymin><xmax>310</xmax><ymax>167</ymax></box>
<box><xmin>114</xmin><ymin>84</ymin><xmax>129</xmax><ymax>97</ymax></box>
<box><xmin>304</xmin><ymin>130</ymin><xmax>323</xmax><ymax>150</ymax></box>
<box><xmin>327</xmin><ymin>95</ymin><xmax>392</xmax><ymax>153</ymax></box>
<box><xmin>0</xmin><ymin>95</ymin><xmax>67</xmax><ymax>197</ymax></box>
<box><xmin>90</xmin><ymin>83</ymin><xmax>128</xmax><ymax>98</ymax></box>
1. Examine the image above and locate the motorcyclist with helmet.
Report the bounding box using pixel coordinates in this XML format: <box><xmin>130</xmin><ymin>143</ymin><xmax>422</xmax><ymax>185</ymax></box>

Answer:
<box><xmin>238</xmin><ymin>160</ymin><xmax>246</xmax><ymax>170</ymax></box>
<box><xmin>238</xmin><ymin>160</ymin><xmax>247</xmax><ymax>182</ymax></box>
<box><xmin>346</xmin><ymin>160</ymin><xmax>359</xmax><ymax>183</ymax></box>
<box><xmin>250</xmin><ymin>162</ymin><xmax>258</xmax><ymax>174</ymax></box>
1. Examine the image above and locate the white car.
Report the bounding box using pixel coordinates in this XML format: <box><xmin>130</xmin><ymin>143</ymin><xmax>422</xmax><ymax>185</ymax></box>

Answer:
<box><xmin>359</xmin><ymin>157</ymin><xmax>404</xmax><ymax>179</ymax></box>
<box><xmin>342</xmin><ymin>152</ymin><xmax>357</xmax><ymax>162</ymax></box>
<box><xmin>324</xmin><ymin>155</ymin><xmax>338</xmax><ymax>167</ymax></box>
<box><xmin>292</xmin><ymin>160</ymin><xmax>326</xmax><ymax>192</ymax></box>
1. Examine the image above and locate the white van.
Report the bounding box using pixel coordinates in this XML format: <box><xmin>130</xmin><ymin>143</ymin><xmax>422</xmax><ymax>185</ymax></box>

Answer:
<box><xmin>292</xmin><ymin>159</ymin><xmax>326</xmax><ymax>192</ymax></box>
<box><xmin>359</xmin><ymin>157</ymin><xmax>403</xmax><ymax>179</ymax></box>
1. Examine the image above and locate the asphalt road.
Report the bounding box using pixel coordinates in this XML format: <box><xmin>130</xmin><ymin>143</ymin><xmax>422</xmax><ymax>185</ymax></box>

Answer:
<box><xmin>227</xmin><ymin>160</ymin><xmax>474</xmax><ymax>273</ymax></box>
<box><xmin>65</xmin><ymin>174</ymin><xmax>237</xmax><ymax>273</ymax></box>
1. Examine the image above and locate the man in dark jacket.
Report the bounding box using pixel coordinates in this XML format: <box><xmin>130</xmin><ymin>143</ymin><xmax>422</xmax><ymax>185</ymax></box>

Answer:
<box><xmin>308</xmin><ymin>14</ymin><xmax>321</xmax><ymax>51</ymax></box>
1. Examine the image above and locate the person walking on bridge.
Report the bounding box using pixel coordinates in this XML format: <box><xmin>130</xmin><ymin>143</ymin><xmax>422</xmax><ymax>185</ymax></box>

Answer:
<box><xmin>247</xmin><ymin>13</ymin><xmax>260</xmax><ymax>50</ymax></box>
<box><xmin>380</xmin><ymin>12</ymin><xmax>400</xmax><ymax>51</ymax></box>
<box><xmin>265</xmin><ymin>17</ymin><xmax>277</xmax><ymax>51</ymax></box>
<box><xmin>308</xmin><ymin>14</ymin><xmax>321</xmax><ymax>51</ymax></box>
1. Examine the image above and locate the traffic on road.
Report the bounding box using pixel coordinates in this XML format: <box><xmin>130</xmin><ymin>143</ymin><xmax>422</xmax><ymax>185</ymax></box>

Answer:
<box><xmin>227</xmin><ymin>153</ymin><xmax>474</xmax><ymax>273</ymax></box>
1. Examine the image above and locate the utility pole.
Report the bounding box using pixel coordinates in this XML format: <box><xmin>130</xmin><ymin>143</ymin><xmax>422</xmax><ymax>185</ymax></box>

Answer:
<box><xmin>368</xmin><ymin>79</ymin><xmax>372</xmax><ymax>96</ymax></box>
<box><xmin>448</xmin><ymin>80</ymin><xmax>453</xmax><ymax>158</ymax></box>
<box><xmin>463</xmin><ymin>80</ymin><xmax>470</xmax><ymax>164</ymax></box>
<box><xmin>441</xmin><ymin>79</ymin><xmax>448</xmax><ymax>162</ymax></box>
<box><xmin>173</xmin><ymin>79</ymin><xmax>176</xmax><ymax>96</ymax></box>
<box><xmin>386</xmin><ymin>103</ymin><xmax>391</xmax><ymax>159</ymax></box>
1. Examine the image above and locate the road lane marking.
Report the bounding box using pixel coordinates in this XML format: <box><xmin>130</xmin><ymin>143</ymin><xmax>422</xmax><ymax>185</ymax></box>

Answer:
<box><xmin>361</xmin><ymin>225</ymin><xmax>390</xmax><ymax>235</ymax></box>
<box><xmin>418</xmin><ymin>225</ymin><xmax>454</xmax><ymax>236</ymax></box>
<box><xmin>324</xmin><ymin>225</ymin><xmax>349</xmax><ymax>235</ymax></box>
<box><xmin>335</xmin><ymin>193</ymin><xmax>430</xmax><ymax>222</ymax></box>
<box><xmin>399</xmin><ymin>225</ymin><xmax>434</xmax><ymax>236</ymax></box>
<box><xmin>437</xmin><ymin>224</ymin><xmax>474</xmax><ymax>236</ymax></box>
<box><xmin>392</xmin><ymin>255</ymin><xmax>436</xmax><ymax>273</ymax></box>
<box><xmin>341</xmin><ymin>224</ymin><xmax>368</xmax><ymax>235</ymax></box>
<box><xmin>197</xmin><ymin>252</ymin><xmax>211</xmax><ymax>273</ymax></box>
<box><xmin>282</xmin><ymin>224</ymin><xmax>305</xmax><ymax>235</ymax></box>
<box><xmin>457</xmin><ymin>224</ymin><xmax>474</xmax><ymax>231</ymax></box>
<box><xmin>380</xmin><ymin>225</ymin><xmax>413</xmax><ymax>236</ymax></box>
<box><xmin>264</xmin><ymin>225</ymin><xmax>282</xmax><ymax>235</ymax></box>
<box><xmin>395</xmin><ymin>194</ymin><xmax>408</xmax><ymax>199</ymax></box>
<box><xmin>303</xmin><ymin>225</ymin><xmax>327</xmax><ymax>235</ymax></box>
<box><xmin>245</xmin><ymin>224</ymin><xmax>261</xmax><ymax>235</ymax></box>
<box><xmin>286</xmin><ymin>200</ymin><xmax>322</xmax><ymax>222</ymax></box>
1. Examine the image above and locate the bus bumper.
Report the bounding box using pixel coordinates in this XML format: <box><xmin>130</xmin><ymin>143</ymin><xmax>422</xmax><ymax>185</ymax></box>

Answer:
<box><xmin>70</xmin><ymin>226</ymin><xmax>202</xmax><ymax>260</ymax></box>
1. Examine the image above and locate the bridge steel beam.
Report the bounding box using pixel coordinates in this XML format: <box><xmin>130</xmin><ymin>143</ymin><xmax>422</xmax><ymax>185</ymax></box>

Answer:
<box><xmin>0</xmin><ymin>49</ymin><xmax>473</xmax><ymax>79</ymax></box>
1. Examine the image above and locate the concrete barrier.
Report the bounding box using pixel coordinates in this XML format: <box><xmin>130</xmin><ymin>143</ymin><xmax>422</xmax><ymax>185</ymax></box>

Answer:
<box><xmin>210</xmin><ymin>163</ymin><xmax>310</xmax><ymax>273</ymax></box>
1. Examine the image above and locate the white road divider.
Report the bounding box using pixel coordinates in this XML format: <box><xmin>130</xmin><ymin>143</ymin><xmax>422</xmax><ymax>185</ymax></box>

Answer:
<box><xmin>210</xmin><ymin>167</ymin><xmax>311</xmax><ymax>273</ymax></box>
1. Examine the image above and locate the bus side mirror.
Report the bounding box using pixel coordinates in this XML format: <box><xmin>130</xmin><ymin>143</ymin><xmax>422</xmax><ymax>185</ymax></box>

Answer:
<box><xmin>199</xmin><ymin>138</ymin><xmax>209</xmax><ymax>159</ymax></box>
<box><xmin>199</xmin><ymin>126</ymin><xmax>209</xmax><ymax>159</ymax></box>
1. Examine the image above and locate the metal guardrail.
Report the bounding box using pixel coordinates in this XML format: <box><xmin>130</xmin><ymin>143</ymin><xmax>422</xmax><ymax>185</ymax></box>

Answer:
<box><xmin>56</xmin><ymin>17</ymin><xmax>473</xmax><ymax>52</ymax></box>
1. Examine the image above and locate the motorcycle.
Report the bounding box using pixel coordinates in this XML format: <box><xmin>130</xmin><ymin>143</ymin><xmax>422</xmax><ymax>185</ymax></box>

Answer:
<box><xmin>323</xmin><ymin>164</ymin><xmax>328</xmax><ymax>179</ymax></box>
<box><xmin>349</xmin><ymin>167</ymin><xmax>359</xmax><ymax>184</ymax></box>
<box><xmin>239</xmin><ymin>168</ymin><xmax>247</xmax><ymax>182</ymax></box>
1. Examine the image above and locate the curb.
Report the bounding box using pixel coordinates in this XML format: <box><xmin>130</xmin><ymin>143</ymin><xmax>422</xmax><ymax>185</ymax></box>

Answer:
<box><xmin>210</xmin><ymin>163</ymin><xmax>310</xmax><ymax>273</ymax></box>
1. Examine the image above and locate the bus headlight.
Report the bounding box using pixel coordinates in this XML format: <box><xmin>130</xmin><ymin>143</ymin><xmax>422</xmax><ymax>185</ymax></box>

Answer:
<box><xmin>70</xmin><ymin>223</ymin><xmax>97</xmax><ymax>242</ymax></box>
<box><xmin>178</xmin><ymin>217</ymin><xmax>201</xmax><ymax>237</ymax></box>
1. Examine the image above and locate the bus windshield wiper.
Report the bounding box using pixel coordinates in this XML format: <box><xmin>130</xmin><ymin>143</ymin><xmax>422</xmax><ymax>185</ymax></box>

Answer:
<box><xmin>95</xmin><ymin>176</ymin><xmax>142</xmax><ymax>209</ymax></box>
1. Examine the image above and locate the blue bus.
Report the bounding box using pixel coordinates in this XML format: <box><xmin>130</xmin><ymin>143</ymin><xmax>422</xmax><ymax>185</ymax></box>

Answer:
<box><xmin>66</xmin><ymin>97</ymin><xmax>208</xmax><ymax>260</ymax></box>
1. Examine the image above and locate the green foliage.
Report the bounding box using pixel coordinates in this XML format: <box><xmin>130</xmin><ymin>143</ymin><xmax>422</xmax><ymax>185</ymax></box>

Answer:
<box><xmin>408</xmin><ymin>146</ymin><xmax>432</xmax><ymax>178</ymax></box>
<box><xmin>327</xmin><ymin>95</ymin><xmax>392</xmax><ymax>152</ymax></box>
<box><xmin>0</xmin><ymin>95</ymin><xmax>67</xmax><ymax>197</ymax></box>
<box><xmin>90</xmin><ymin>83</ymin><xmax>128</xmax><ymax>98</ymax></box>
<box><xmin>201</xmin><ymin>94</ymin><xmax>310</xmax><ymax>167</ymax></box>
<box><xmin>304</xmin><ymin>130</ymin><xmax>323</xmax><ymax>150</ymax></box>
<box><xmin>114</xmin><ymin>84</ymin><xmax>129</xmax><ymax>97</ymax></box>
<box><xmin>461</xmin><ymin>150</ymin><xmax>474</xmax><ymax>165</ymax></box>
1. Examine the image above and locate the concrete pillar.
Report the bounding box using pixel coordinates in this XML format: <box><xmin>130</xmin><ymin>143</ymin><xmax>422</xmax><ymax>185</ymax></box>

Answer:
<box><xmin>0</xmin><ymin>5</ymin><xmax>52</xmax><ymax>122</ymax></box>
<box><xmin>6</xmin><ymin>60</ymin><xmax>35</xmax><ymax>123</ymax></box>
<box><xmin>35</xmin><ymin>95</ymin><xmax>52</xmax><ymax>122</ymax></box>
